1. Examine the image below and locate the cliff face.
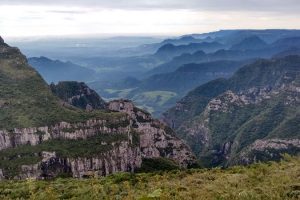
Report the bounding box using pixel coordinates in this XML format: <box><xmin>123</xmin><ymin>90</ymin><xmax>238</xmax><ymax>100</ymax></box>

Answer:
<box><xmin>0</xmin><ymin>36</ymin><xmax>195</xmax><ymax>180</ymax></box>
<box><xmin>0</xmin><ymin>102</ymin><xmax>195</xmax><ymax>179</ymax></box>
<box><xmin>18</xmin><ymin>143</ymin><xmax>141</xmax><ymax>180</ymax></box>
<box><xmin>0</xmin><ymin>116</ymin><xmax>138</xmax><ymax>179</ymax></box>
<box><xmin>164</xmin><ymin>56</ymin><xmax>300</xmax><ymax>167</ymax></box>
<box><xmin>108</xmin><ymin>99</ymin><xmax>195</xmax><ymax>167</ymax></box>
<box><xmin>0</xmin><ymin>118</ymin><xmax>130</xmax><ymax>151</ymax></box>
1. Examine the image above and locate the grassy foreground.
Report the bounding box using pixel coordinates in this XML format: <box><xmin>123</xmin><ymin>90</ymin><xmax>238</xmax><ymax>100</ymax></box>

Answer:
<box><xmin>0</xmin><ymin>156</ymin><xmax>299</xmax><ymax>200</ymax></box>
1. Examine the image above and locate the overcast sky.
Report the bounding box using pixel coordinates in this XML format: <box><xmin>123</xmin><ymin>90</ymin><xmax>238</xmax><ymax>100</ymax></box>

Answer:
<box><xmin>0</xmin><ymin>0</ymin><xmax>300</xmax><ymax>38</ymax></box>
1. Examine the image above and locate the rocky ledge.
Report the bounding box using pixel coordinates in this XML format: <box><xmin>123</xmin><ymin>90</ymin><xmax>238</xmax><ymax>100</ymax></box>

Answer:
<box><xmin>0</xmin><ymin>100</ymin><xmax>195</xmax><ymax>180</ymax></box>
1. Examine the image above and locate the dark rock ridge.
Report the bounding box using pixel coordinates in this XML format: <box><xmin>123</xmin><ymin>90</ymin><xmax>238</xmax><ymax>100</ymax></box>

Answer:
<box><xmin>50</xmin><ymin>81</ymin><xmax>107</xmax><ymax>111</ymax></box>
<box><xmin>163</xmin><ymin>56</ymin><xmax>300</xmax><ymax>167</ymax></box>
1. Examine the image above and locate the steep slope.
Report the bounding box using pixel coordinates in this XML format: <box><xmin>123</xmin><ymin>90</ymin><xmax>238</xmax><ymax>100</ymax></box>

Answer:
<box><xmin>28</xmin><ymin>57</ymin><xmax>96</xmax><ymax>83</ymax></box>
<box><xmin>50</xmin><ymin>81</ymin><xmax>107</xmax><ymax>110</ymax></box>
<box><xmin>163</xmin><ymin>56</ymin><xmax>300</xmax><ymax>167</ymax></box>
<box><xmin>0</xmin><ymin>37</ymin><xmax>195</xmax><ymax>179</ymax></box>
<box><xmin>0</xmin><ymin>39</ymin><xmax>102</xmax><ymax>129</ymax></box>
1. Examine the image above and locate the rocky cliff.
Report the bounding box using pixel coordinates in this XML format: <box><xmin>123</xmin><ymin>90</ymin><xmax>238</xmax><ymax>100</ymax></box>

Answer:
<box><xmin>0</xmin><ymin>36</ymin><xmax>195</xmax><ymax>180</ymax></box>
<box><xmin>0</xmin><ymin>107</ymin><xmax>194</xmax><ymax>179</ymax></box>
<box><xmin>108</xmin><ymin>99</ymin><xmax>195</xmax><ymax>166</ymax></box>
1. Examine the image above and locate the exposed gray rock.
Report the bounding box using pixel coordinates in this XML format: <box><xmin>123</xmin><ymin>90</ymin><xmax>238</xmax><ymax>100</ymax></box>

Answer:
<box><xmin>16</xmin><ymin>141</ymin><xmax>142</xmax><ymax>179</ymax></box>
<box><xmin>108</xmin><ymin>99</ymin><xmax>196</xmax><ymax>167</ymax></box>
<box><xmin>0</xmin><ymin>100</ymin><xmax>195</xmax><ymax>179</ymax></box>
<box><xmin>0</xmin><ymin>118</ymin><xmax>130</xmax><ymax>151</ymax></box>
<box><xmin>0</xmin><ymin>169</ymin><xmax>4</xmax><ymax>180</ymax></box>
<box><xmin>69</xmin><ymin>141</ymin><xmax>141</xmax><ymax>178</ymax></box>
<box><xmin>237</xmin><ymin>139</ymin><xmax>300</xmax><ymax>165</ymax></box>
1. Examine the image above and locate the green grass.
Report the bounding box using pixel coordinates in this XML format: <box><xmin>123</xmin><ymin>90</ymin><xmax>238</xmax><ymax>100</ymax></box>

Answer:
<box><xmin>0</xmin><ymin>156</ymin><xmax>299</xmax><ymax>199</ymax></box>
<box><xmin>130</xmin><ymin>90</ymin><xmax>178</xmax><ymax>116</ymax></box>
<box><xmin>105</xmin><ymin>88</ymin><xmax>136</xmax><ymax>98</ymax></box>
<box><xmin>132</xmin><ymin>91</ymin><xmax>177</xmax><ymax>107</ymax></box>
<box><xmin>102</xmin><ymin>88</ymin><xmax>178</xmax><ymax>116</ymax></box>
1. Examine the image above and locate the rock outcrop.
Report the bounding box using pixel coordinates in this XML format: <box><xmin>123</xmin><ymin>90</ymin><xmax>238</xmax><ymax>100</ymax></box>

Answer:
<box><xmin>50</xmin><ymin>81</ymin><xmax>107</xmax><ymax>110</ymax></box>
<box><xmin>108</xmin><ymin>99</ymin><xmax>195</xmax><ymax>167</ymax></box>
<box><xmin>18</xmin><ymin>141</ymin><xmax>142</xmax><ymax>179</ymax></box>
<box><xmin>0</xmin><ymin>118</ymin><xmax>130</xmax><ymax>151</ymax></box>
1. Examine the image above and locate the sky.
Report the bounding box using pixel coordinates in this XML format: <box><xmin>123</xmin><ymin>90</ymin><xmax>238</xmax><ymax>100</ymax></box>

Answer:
<box><xmin>0</xmin><ymin>0</ymin><xmax>300</xmax><ymax>38</ymax></box>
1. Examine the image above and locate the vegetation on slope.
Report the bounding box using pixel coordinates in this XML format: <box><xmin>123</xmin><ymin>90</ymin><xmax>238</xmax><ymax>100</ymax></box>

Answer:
<box><xmin>163</xmin><ymin>55</ymin><xmax>300</xmax><ymax>166</ymax></box>
<box><xmin>0</xmin><ymin>156</ymin><xmax>299</xmax><ymax>199</ymax></box>
<box><xmin>0</xmin><ymin>39</ymin><xmax>123</xmax><ymax>130</ymax></box>
<box><xmin>50</xmin><ymin>81</ymin><xmax>107</xmax><ymax>110</ymax></box>
<box><xmin>164</xmin><ymin>55</ymin><xmax>300</xmax><ymax>129</ymax></box>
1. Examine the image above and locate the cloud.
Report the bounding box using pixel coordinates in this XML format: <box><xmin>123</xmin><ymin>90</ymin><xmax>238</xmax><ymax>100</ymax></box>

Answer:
<box><xmin>1</xmin><ymin>4</ymin><xmax>299</xmax><ymax>38</ymax></box>
<box><xmin>0</xmin><ymin>0</ymin><xmax>299</xmax><ymax>13</ymax></box>
<box><xmin>47</xmin><ymin>10</ymin><xmax>87</xmax><ymax>14</ymax></box>
<box><xmin>0</xmin><ymin>1</ymin><xmax>299</xmax><ymax>38</ymax></box>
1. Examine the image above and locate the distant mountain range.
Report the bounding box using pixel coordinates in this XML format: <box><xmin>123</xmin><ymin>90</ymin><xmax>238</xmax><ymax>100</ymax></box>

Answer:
<box><xmin>148</xmin><ymin>36</ymin><xmax>300</xmax><ymax>76</ymax></box>
<box><xmin>28</xmin><ymin>57</ymin><xmax>96</xmax><ymax>83</ymax></box>
<box><xmin>155</xmin><ymin>41</ymin><xmax>225</xmax><ymax>59</ymax></box>
<box><xmin>88</xmin><ymin>32</ymin><xmax>300</xmax><ymax>116</ymax></box>
<box><xmin>90</xmin><ymin>60</ymin><xmax>248</xmax><ymax>116</ymax></box>
<box><xmin>23</xmin><ymin>30</ymin><xmax>300</xmax><ymax>117</ymax></box>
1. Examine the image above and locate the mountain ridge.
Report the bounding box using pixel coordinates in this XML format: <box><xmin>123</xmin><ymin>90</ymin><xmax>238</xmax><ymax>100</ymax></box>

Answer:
<box><xmin>28</xmin><ymin>56</ymin><xmax>96</xmax><ymax>83</ymax></box>
<box><xmin>163</xmin><ymin>55</ymin><xmax>300</xmax><ymax>167</ymax></box>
